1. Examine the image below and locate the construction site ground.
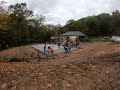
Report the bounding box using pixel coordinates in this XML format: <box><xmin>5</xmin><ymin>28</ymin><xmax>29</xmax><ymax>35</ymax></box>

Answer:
<box><xmin>0</xmin><ymin>42</ymin><xmax>120</xmax><ymax>90</ymax></box>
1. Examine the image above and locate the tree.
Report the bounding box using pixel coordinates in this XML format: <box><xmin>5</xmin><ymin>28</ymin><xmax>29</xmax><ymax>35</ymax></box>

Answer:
<box><xmin>0</xmin><ymin>1</ymin><xmax>14</xmax><ymax>50</ymax></box>
<box><xmin>0</xmin><ymin>13</ymin><xmax>12</xmax><ymax>30</ymax></box>
<box><xmin>0</xmin><ymin>13</ymin><xmax>13</xmax><ymax>49</ymax></box>
<box><xmin>71</xmin><ymin>21</ymin><xmax>81</xmax><ymax>31</ymax></box>
<box><xmin>66</xmin><ymin>19</ymin><xmax>75</xmax><ymax>31</ymax></box>
<box><xmin>28</xmin><ymin>15</ymin><xmax>48</xmax><ymax>42</ymax></box>
<box><xmin>8</xmin><ymin>3</ymin><xmax>33</xmax><ymax>43</ymax></box>
<box><xmin>97</xmin><ymin>13</ymin><xmax>112</xmax><ymax>36</ymax></box>
<box><xmin>84</xmin><ymin>16</ymin><xmax>100</xmax><ymax>36</ymax></box>
<box><xmin>111</xmin><ymin>10</ymin><xmax>120</xmax><ymax>35</ymax></box>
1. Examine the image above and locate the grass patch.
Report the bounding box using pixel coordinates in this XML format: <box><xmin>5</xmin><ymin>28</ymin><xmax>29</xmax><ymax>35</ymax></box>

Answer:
<box><xmin>91</xmin><ymin>37</ymin><xmax>111</xmax><ymax>42</ymax></box>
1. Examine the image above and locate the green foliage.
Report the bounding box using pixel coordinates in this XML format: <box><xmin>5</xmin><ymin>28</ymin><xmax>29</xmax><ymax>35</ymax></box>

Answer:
<box><xmin>84</xmin><ymin>16</ymin><xmax>100</xmax><ymax>36</ymax></box>
<box><xmin>0</xmin><ymin>2</ymin><xmax>14</xmax><ymax>50</ymax></box>
<box><xmin>97</xmin><ymin>13</ymin><xmax>112</xmax><ymax>35</ymax></box>
<box><xmin>8</xmin><ymin>3</ymin><xmax>33</xmax><ymax>41</ymax></box>
<box><xmin>63</xmin><ymin>11</ymin><xmax>120</xmax><ymax>37</ymax></box>
<box><xmin>111</xmin><ymin>10</ymin><xmax>120</xmax><ymax>35</ymax></box>
<box><xmin>8</xmin><ymin>3</ymin><xmax>33</xmax><ymax>20</ymax></box>
<box><xmin>0</xmin><ymin>13</ymin><xmax>12</xmax><ymax>30</ymax></box>
<box><xmin>0</xmin><ymin>2</ymin><xmax>52</xmax><ymax>50</ymax></box>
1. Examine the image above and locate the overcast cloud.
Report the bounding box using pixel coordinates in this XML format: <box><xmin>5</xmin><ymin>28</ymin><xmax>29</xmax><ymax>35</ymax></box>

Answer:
<box><xmin>4</xmin><ymin>0</ymin><xmax>120</xmax><ymax>25</ymax></box>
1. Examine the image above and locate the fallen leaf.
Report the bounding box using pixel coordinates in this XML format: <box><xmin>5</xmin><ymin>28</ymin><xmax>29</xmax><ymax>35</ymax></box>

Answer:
<box><xmin>2</xmin><ymin>83</ymin><xmax>7</xmax><ymax>88</ymax></box>
<box><xmin>47</xmin><ymin>83</ymin><xmax>52</xmax><ymax>88</ymax></box>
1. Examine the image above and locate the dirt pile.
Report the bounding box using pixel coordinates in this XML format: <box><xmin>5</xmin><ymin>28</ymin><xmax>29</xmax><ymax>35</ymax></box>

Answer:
<box><xmin>0</xmin><ymin>46</ymin><xmax>47</xmax><ymax>62</ymax></box>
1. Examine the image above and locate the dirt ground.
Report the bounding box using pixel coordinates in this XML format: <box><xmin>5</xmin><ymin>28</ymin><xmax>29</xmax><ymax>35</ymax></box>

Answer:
<box><xmin>0</xmin><ymin>42</ymin><xmax>120</xmax><ymax>90</ymax></box>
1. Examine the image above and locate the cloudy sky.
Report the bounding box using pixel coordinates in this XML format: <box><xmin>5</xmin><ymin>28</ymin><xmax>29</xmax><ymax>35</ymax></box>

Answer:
<box><xmin>4</xmin><ymin>0</ymin><xmax>120</xmax><ymax>25</ymax></box>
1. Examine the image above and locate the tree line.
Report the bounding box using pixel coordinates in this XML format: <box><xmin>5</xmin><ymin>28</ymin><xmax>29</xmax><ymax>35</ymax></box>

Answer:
<box><xmin>0</xmin><ymin>1</ymin><xmax>120</xmax><ymax>50</ymax></box>
<box><xmin>63</xmin><ymin>10</ymin><xmax>120</xmax><ymax>37</ymax></box>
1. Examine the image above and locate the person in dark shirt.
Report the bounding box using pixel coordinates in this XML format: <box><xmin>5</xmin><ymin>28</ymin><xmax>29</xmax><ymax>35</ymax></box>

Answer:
<box><xmin>44</xmin><ymin>43</ymin><xmax>46</xmax><ymax>53</ymax></box>
<box><xmin>47</xmin><ymin>46</ymin><xmax>51</xmax><ymax>54</ymax></box>
<box><xmin>58</xmin><ymin>43</ymin><xmax>60</xmax><ymax>48</ymax></box>
<box><xmin>64</xmin><ymin>45</ymin><xmax>68</xmax><ymax>53</ymax></box>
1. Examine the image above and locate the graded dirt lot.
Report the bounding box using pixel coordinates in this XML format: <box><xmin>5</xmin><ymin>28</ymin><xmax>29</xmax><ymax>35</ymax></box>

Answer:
<box><xmin>0</xmin><ymin>42</ymin><xmax>120</xmax><ymax>90</ymax></box>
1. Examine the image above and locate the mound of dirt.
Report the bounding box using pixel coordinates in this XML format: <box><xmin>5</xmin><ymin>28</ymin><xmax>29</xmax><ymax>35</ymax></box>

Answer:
<box><xmin>0</xmin><ymin>45</ymin><xmax>47</xmax><ymax>62</ymax></box>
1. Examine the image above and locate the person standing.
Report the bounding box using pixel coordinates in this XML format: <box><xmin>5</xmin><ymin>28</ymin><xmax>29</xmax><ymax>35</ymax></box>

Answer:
<box><xmin>44</xmin><ymin>43</ymin><xmax>46</xmax><ymax>53</ymax></box>
<box><xmin>50</xmin><ymin>46</ymin><xmax>54</xmax><ymax>56</ymax></box>
<box><xmin>64</xmin><ymin>45</ymin><xmax>68</xmax><ymax>53</ymax></box>
<box><xmin>76</xmin><ymin>38</ymin><xmax>80</xmax><ymax>48</ymax></box>
<box><xmin>68</xmin><ymin>43</ymin><xmax>71</xmax><ymax>51</ymax></box>
<box><xmin>47</xmin><ymin>46</ymin><xmax>51</xmax><ymax>54</ymax></box>
<box><xmin>58</xmin><ymin>43</ymin><xmax>60</xmax><ymax>48</ymax></box>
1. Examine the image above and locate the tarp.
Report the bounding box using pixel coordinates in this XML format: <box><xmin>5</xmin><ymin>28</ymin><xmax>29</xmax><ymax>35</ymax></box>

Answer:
<box><xmin>112</xmin><ymin>36</ymin><xmax>120</xmax><ymax>42</ymax></box>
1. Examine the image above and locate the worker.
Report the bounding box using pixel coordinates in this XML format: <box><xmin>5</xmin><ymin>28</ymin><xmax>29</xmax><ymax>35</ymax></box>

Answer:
<box><xmin>50</xmin><ymin>46</ymin><xmax>54</xmax><ymax>56</ymax></box>
<box><xmin>47</xmin><ymin>46</ymin><xmax>51</xmax><ymax>54</ymax></box>
<box><xmin>58</xmin><ymin>43</ymin><xmax>60</xmax><ymax>48</ymax></box>
<box><xmin>44</xmin><ymin>43</ymin><xmax>46</xmax><ymax>53</ymax></box>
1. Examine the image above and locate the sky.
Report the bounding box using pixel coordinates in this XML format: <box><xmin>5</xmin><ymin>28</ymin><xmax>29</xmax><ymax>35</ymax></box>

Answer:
<box><xmin>4</xmin><ymin>0</ymin><xmax>120</xmax><ymax>25</ymax></box>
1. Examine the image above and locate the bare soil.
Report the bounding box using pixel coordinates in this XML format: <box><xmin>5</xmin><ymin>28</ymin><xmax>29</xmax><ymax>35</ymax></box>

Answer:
<box><xmin>0</xmin><ymin>42</ymin><xmax>120</xmax><ymax>90</ymax></box>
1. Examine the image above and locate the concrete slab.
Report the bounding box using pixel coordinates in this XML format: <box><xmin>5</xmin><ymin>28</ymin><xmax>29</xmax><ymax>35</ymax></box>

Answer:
<box><xmin>31</xmin><ymin>44</ymin><xmax>78</xmax><ymax>55</ymax></box>
<box><xmin>32</xmin><ymin>44</ymin><xmax>64</xmax><ymax>54</ymax></box>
